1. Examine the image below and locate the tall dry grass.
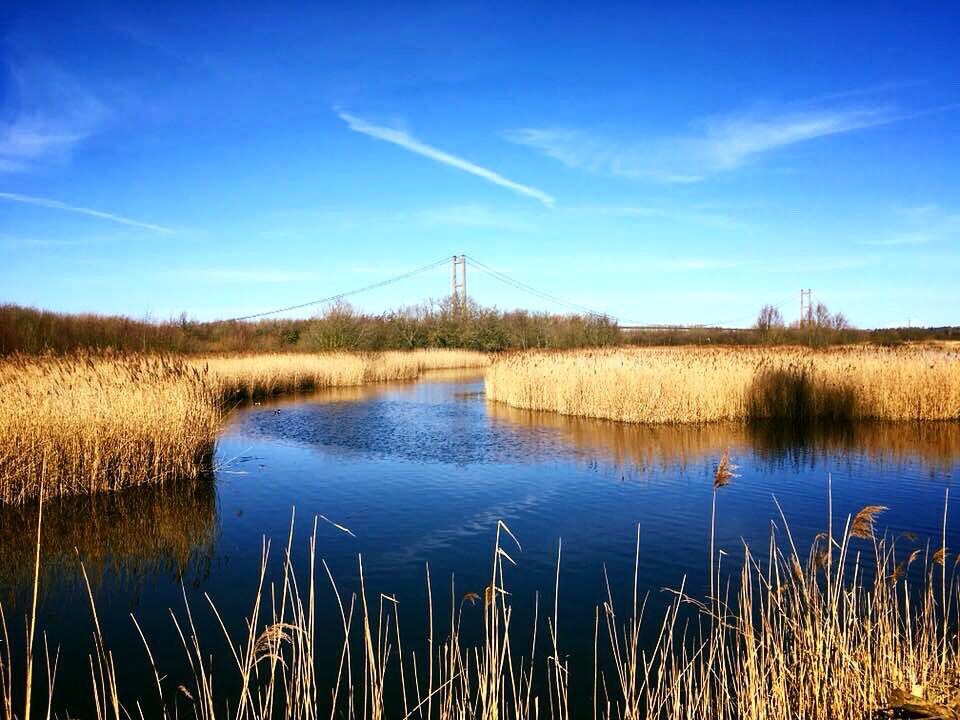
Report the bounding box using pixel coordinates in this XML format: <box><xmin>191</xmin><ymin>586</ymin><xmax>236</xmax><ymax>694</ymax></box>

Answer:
<box><xmin>0</xmin><ymin>350</ymin><xmax>488</xmax><ymax>503</ymax></box>
<box><xmin>4</xmin><ymin>476</ymin><xmax>960</xmax><ymax>719</ymax></box>
<box><xmin>0</xmin><ymin>355</ymin><xmax>221</xmax><ymax>504</ymax></box>
<box><xmin>485</xmin><ymin>345</ymin><xmax>960</xmax><ymax>424</ymax></box>
<box><xmin>200</xmin><ymin>349</ymin><xmax>488</xmax><ymax>400</ymax></box>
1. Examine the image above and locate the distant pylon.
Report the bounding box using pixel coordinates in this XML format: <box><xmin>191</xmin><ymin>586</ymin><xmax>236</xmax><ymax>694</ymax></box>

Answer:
<box><xmin>451</xmin><ymin>254</ymin><xmax>467</xmax><ymax>307</ymax></box>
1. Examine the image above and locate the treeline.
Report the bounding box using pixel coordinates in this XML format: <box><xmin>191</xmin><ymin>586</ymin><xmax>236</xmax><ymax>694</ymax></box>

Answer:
<box><xmin>625</xmin><ymin>302</ymin><xmax>959</xmax><ymax>347</ymax></box>
<box><xmin>0</xmin><ymin>300</ymin><xmax>621</xmax><ymax>355</ymax></box>
<box><xmin>2</xmin><ymin>300</ymin><xmax>956</xmax><ymax>356</ymax></box>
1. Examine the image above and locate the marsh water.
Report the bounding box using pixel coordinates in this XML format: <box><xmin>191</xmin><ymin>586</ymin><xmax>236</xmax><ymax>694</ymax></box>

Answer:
<box><xmin>4</xmin><ymin>370</ymin><xmax>960</xmax><ymax>716</ymax></box>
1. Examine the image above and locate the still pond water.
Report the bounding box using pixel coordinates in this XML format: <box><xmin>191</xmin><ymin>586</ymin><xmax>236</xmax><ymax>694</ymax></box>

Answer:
<box><xmin>3</xmin><ymin>370</ymin><xmax>960</xmax><ymax>715</ymax></box>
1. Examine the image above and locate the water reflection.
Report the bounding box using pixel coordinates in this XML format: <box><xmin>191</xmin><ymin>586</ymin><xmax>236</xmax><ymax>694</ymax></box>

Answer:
<box><xmin>0</xmin><ymin>479</ymin><xmax>218</xmax><ymax>598</ymax></box>
<box><xmin>747</xmin><ymin>420</ymin><xmax>960</xmax><ymax>469</ymax></box>
<box><xmin>233</xmin><ymin>368</ymin><xmax>486</xmax><ymax>410</ymax></box>
<box><xmin>487</xmin><ymin>402</ymin><xmax>750</xmax><ymax>470</ymax></box>
<box><xmin>487</xmin><ymin>401</ymin><xmax>960</xmax><ymax>474</ymax></box>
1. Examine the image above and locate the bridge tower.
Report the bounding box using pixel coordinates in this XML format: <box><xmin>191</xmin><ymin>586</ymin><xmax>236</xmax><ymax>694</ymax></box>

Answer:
<box><xmin>451</xmin><ymin>254</ymin><xmax>467</xmax><ymax>307</ymax></box>
<box><xmin>800</xmin><ymin>288</ymin><xmax>813</xmax><ymax>325</ymax></box>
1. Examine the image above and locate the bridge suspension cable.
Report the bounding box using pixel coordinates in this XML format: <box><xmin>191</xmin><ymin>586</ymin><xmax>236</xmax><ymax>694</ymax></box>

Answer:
<box><xmin>223</xmin><ymin>256</ymin><xmax>451</xmax><ymax>322</ymax></box>
<box><xmin>468</xmin><ymin>257</ymin><xmax>803</xmax><ymax>329</ymax></box>
<box><xmin>464</xmin><ymin>254</ymin><xmax>638</xmax><ymax>323</ymax></box>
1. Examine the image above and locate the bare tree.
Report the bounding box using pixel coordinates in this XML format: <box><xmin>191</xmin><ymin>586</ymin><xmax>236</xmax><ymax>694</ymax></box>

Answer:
<box><xmin>814</xmin><ymin>302</ymin><xmax>832</xmax><ymax>328</ymax></box>
<box><xmin>755</xmin><ymin>305</ymin><xmax>785</xmax><ymax>332</ymax></box>
<box><xmin>832</xmin><ymin>312</ymin><xmax>850</xmax><ymax>331</ymax></box>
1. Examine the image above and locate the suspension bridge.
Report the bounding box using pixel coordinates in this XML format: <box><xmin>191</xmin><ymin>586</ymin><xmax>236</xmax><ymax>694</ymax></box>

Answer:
<box><xmin>226</xmin><ymin>253</ymin><xmax>804</xmax><ymax>331</ymax></box>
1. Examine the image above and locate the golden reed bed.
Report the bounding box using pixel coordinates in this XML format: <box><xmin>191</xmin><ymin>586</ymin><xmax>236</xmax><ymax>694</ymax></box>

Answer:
<box><xmin>485</xmin><ymin>345</ymin><xmax>960</xmax><ymax>424</ymax></box>
<box><xmin>199</xmin><ymin>348</ymin><xmax>488</xmax><ymax>399</ymax></box>
<box><xmin>0</xmin><ymin>350</ymin><xmax>488</xmax><ymax>503</ymax></box>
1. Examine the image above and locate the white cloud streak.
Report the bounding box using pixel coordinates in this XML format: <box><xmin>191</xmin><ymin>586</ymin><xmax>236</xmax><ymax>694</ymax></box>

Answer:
<box><xmin>506</xmin><ymin>104</ymin><xmax>906</xmax><ymax>183</ymax></box>
<box><xmin>0</xmin><ymin>62</ymin><xmax>108</xmax><ymax>173</ymax></box>
<box><xmin>0</xmin><ymin>192</ymin><xmax>175</xmax><ymax>234</ymax></box>
<box><xmin>337</xmin><ymin>110</ymin><xmax>555</xmax><ymax>206</ymax></box>
<box><xmin>187</xmin><ymin>269</ymin><xmax>321</xmax><ymax>284</ymax></box>
<box><xmin>409</xmin><ymin>205</ymin><xmax>540</xmax><ymax>231</ymax></box>
<box><xmin>862</xmin><ymin>203</ymin><xmax>960</xmax><ymax>247</ymax></box>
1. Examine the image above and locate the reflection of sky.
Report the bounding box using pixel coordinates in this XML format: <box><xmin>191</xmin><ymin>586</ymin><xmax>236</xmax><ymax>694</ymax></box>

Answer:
<box><xmin>225</xmin><ymin>377</ymin><xmax>576</xmax><ymax>465</ymax></box>
<box><xmin>217</xmin><ymin>376</ymin><xmax>960</xmax><ymax>603</ymax></box>
<box><xmin>229</xmin><ymin>376</ymin><xmax>960</xmax><ymax>476</ymax></box>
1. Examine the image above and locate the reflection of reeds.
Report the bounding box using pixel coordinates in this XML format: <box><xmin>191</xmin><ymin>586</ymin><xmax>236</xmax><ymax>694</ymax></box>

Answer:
<box><xmin>487</xmin><ymin>401</ymin><xmax>752</xmax><ymax>468</ymax></box>
<box><xmin>5</xmin><ymin>485</ymin><xmax>960</xmax><ymax>719</ymax></box>
<box><xmin>748</xmin><ymin>420</ymin><xmax>960</xmax><ymax>469</ymax></box>
<box><xmin>0</xmin><ymin>479</ymin><xmax>217</xmax><ymax>593</ymax></box>
<box><xmin>485</xmin><ymin>345</ymin><xmax>960</xmax><ymax>423</ymax></box>
<box><xmin>488</xmin><ymin>400</ymin><xmax>960</xmax><ymax>470</ymax></box>
<box><xmin>0</xmin><ymin>349</ymin><xmax>488</xmax><ymax>503</ymax></box>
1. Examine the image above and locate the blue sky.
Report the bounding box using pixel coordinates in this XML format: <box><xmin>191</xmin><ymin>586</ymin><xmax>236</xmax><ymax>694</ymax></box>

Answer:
<box><xmin>1</xmin><ymin>1</ymin><xmax>958</xmax><ymax>327</ymax></box>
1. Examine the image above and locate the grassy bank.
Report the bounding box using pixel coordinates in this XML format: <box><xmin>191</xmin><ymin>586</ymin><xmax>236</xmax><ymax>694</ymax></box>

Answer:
<box><xmin>3</xmin><ymin>481</ymin><xmax>959</xmax><ymax>719</ymax></box>
<box><xmin>0</xmin><ymin>349</ymin><xmax>488</xmax><ymax>503</ymax></box>
<box><xmin>485</xmin><ymin>345</ymin><xmax>960</xmax><ymax>424</ymax></box>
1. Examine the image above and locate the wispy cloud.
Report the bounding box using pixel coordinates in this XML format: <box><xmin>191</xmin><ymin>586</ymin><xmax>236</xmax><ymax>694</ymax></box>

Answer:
<box><xmin>862</xmin><ymin>203</ymin><xmax>960</xmax><ymax>247</ymax></box>
<box><xmin>565</xmin><ymin>204</ymin><xmax>743</xmax><ymax>229</ymax></box>
<box><xmin>580</xmin><ymin>256</ymin><xmax>745</xmax><ymax>273</ymax></box>
<box><xmin>0</xmin><ymin>62</ymin><xmax>108</xmax><ymax>173</ymax></box>
<box><xmin>187</xmin><ymin>268</ymin><xmax>321</xmax><ymax>284</ymax></box>
<box><xmin>409</xmin><ymin>205</ymin><xmax>541</xmax><ymax>232</ymax></box>
<box><xmin>0</xmin><ymin>232</ymin><xmax>112</xmax><ymax>249</ymax></box>
<box><xmin>337</xmin><ymin>110</ymin><xmax>555</xmax><ymax>206</ymax></box>
<box><xmin>505</xmin><ymin>103</ymin><xmax>907</xmax><ymax>183</ymax></box>
<box><xmin>862</xmin><ymin>233</ymin><xmax>932</xmax><ymax>248</ymax></box>
<box><xmin>0</xmin><ymin>192</ymin><xmax>175</xmax><ymax>233</ymax></box>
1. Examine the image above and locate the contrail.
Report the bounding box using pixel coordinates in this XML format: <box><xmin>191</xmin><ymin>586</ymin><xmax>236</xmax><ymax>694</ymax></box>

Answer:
<box><xmin>338</xmin><ymin>110</ymin><xmax>555</xmax><ymax>206</ymax></box>
<box><xmin>0</xmin><ymin>191</ymin><xmax>175</xmax><ymax>233</ymax></box>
